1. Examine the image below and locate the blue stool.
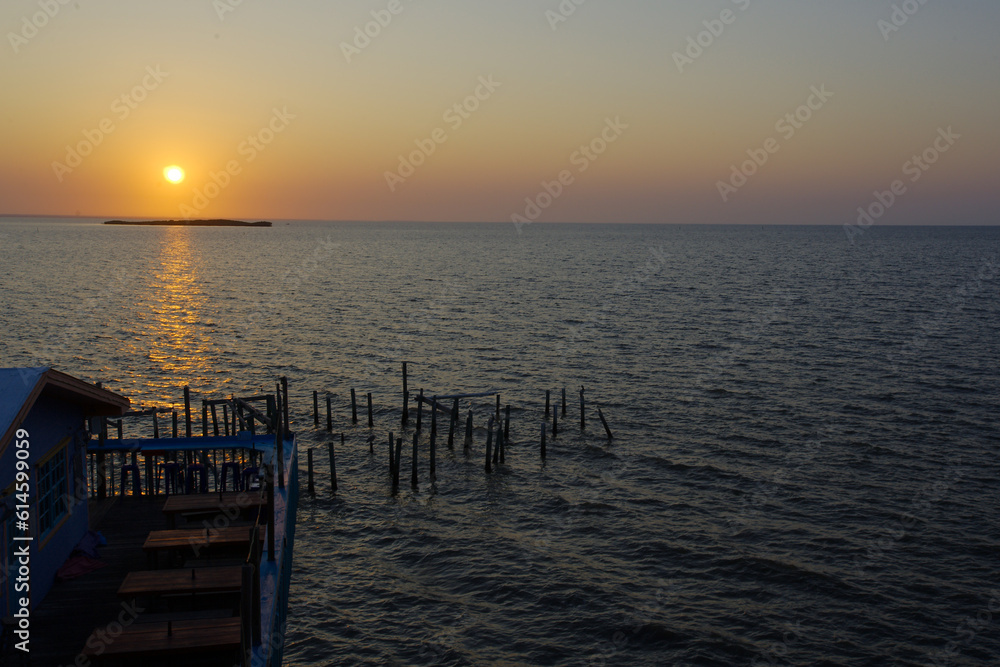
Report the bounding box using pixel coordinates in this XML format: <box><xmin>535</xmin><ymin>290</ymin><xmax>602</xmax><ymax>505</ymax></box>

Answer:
<box><xmin>160</xmin><ymin>462</ymin><xmax>184</xmax><ymax>496</ymax></box>
<box><xmin>220</xmin><ymin>462</ymin><xmax>242</xmax><ymax>492</ymax></box>
<box><xmin>186</xmin><ymin>464</ymin><xmax>209</xmax><ymax>494</ymax></box>
<box><xmin>119</xmin><ymin>464</ymin><xmax>142</xmax><ymax>496</ymax></box>
<box><xmin>242</xmin><ymin>466</ymin><xmax>260</xmax><ymax>490</ymax></box>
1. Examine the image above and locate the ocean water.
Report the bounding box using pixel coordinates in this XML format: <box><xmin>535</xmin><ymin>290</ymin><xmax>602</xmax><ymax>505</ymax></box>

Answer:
<box><xmin>1</xmin><ymin>219</ymin><xmax>998</xmax><ymax>666</ymax></box>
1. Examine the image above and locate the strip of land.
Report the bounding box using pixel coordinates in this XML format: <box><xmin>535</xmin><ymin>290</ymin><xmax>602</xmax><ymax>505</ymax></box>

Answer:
<box><xmin>104</xmin><ymin>219</ymin><xmax>272</xmax><ymax>227</ymax></box>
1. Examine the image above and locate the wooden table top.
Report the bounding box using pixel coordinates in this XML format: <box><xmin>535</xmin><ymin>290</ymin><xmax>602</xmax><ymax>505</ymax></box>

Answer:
<box><xmin>143</xmin><ymin>526</ymin><xmax>262</xmax><ymax>552</ymax></box>
<box><xmin>80</xmin><ymin>616</ymin><xmax>241</xmax><ymax>657</ymax></box>
<box><xmin>161</xmin><ymin>491</ymin><xmax>266</xmax><ymax>515</ymax></box>
<box><xmin>117</xmin><ymin>566</ymin><xmax>244</xmax><ymax>598</ymax></box>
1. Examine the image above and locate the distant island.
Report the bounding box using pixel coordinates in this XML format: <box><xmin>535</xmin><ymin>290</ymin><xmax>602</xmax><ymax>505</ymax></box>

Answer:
<box><xmin>104</xmin><ymin>219</ymin><xmax>272</xmax><ymax>227</ymax></box>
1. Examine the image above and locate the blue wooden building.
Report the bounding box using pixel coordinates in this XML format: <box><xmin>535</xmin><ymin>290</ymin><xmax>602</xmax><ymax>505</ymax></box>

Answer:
<box><xmin>0</xmin><ymin>367</ymin><xmax>128</xmax><ymax>615</ymax></box>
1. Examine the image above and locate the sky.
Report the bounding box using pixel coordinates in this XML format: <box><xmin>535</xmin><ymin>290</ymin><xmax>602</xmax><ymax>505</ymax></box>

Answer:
<box><xmin>1</xmin><ymin>0</ymin><xmax>998</xmax><ymax>225</ymax></box>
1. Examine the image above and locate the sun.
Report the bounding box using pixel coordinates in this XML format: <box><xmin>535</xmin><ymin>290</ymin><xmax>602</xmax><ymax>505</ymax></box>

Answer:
<box><xmin>163</xmin><ymin>165</ymin><xmax>185</xmax><ymax>184</ymax></box>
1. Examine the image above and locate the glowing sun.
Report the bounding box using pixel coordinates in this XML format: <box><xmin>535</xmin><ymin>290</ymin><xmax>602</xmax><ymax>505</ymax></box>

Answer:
<box><xmin>163</xmin><ymin>166</ymin><xmax>185</xmax><ymax>184</ymax></box>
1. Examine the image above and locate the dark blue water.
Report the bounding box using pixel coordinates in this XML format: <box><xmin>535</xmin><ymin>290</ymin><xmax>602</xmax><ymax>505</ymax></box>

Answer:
<box><xmin>1</xmin><ymin>220</ymin><xmax>998</xmax><ymax>665</ymax></box>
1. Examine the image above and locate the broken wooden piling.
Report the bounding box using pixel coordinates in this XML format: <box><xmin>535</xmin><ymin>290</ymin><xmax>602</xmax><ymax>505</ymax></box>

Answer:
<box><xmin>184</xmin><ymin>386</ymin><xmax>192</xmax><ymax>437</ymax></box>
<box><xmin>416</xmin><ymin>389</ymin><xmax>424</xmax><ymax>431</ymax></box>
<box><xmin>313</xmin><ymin>391</ymin><xmax>319</xmax><ymax>427</ymax></box>
<box><xmin>598</xmin><ymin>407</ymin><xmax>613</xmax><ymax>441</ymax></box>
<box><xmin>326</xmin><ymin>394</ymin><xmax>333</xmax><ymax>432</ymax></box>
<box><xmin>367</xmin><ymin>392</ymin><xmax>374</xmax><ymax>428</ymax></box>
<box><xmin>401</xmin><ymin>362</ymin><xmax>409</xmax><ymax>426</ymax></box>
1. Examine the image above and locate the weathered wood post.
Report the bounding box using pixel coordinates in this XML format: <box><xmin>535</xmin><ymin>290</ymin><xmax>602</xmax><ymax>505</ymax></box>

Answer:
<box><xmin>153</xmin><ymin>411</ymin><xmax>160</xmax><ymax>439</ymax></box>
<box><xmin>211</xmin><ymin>404</ymin><xmax>219</xmax><ymax>436</ymax></box>
<box><xmin>350</xmin><ymin>388</ymin><xmax>358</xmax><ymax>424</ymax></box>
<box><xmin>184</xmin><ymin>386</ymin><xmax>192</xmax><ymax>437</ymax></box>
<box><xmin>202</xmin><ymin>401</ymin><xmax>209</xmax><ymax>437</ymax></box>
<box><xmin>401</xmin><ymin>362</ymin><xmax>409</xmax><ymax>426</ymax></box>
<box><xmin>580</xmin><ymin>386</ymin><xmax>586</xmax><ymax>430</ymax></box>
<box><xmin>281</xmin><ymin>377</ymin><xmax>290</xmax><ymax>434</ymax></box>
<box><xmin>545</xmin><ymin>390</ymin><xmax>551</xmax><ymax>418</ymax></box>
<box><xmin>485</xmin><ymin>416</ymin><xmax>494</xmax><ymax>473</ymax></box>
<box><xmin>416</xmin><ymin>389</ymin><xmax>424</xmax><ymax>432</ymax></box>
<box><xmin>307</xmin><ymin>448</ymin><xmax>316</xmax><ymax>497</ymax></box>
<box><xmin>411</xmin><ymin>431</ymin><xmax>419</xmax><ymax>489</ymax></box>
<box><xmin>367</xmin><ymin>393</ymin><xmax>374</xmax><ymax>428</ymax></box>
<box><xmin>598</xmin><ymin>407</ymin><xmax>613</xmax><ymax>441</ymax></box>
<box><xmin>447</xmin><ymin>398</ymin><xmax>458</xmax><ymax>449</ymax></box>
<box><xmin>326</xmin><ymin>394</ymin><xmax>333</xmax><ymax>432</ymax></box>
<box><xmin>430</xmin><ymin>396</ymin><xmax>438</xmax><ymax>442</ymax></box>
<box><xmin>561</xmin><ymin>387</ymin><xmax>567</xmax><ymax>417</ymax></box>
<box><xmin>496</xmin><ymin>423</ymin><xmax>504</xmax><ymax>465</ymax></box>
<box><xmin>540</xmin><ymin>421</ymin><xmax>546</xmax><ymax>460</ymax></box>
<box><xmin>222</xmin><ymin>404</ymin><xmax>229</xmax><ymax>436</ymax></box>
<box><xmin>495</xmin><ymin>394</ymin><xmax>501</xmax><ymax>422</ymax></box>
<box><xmin>504</xmin><ymin>405</ymin><xmax>511</xmax><ymax>441</ymax></box>
<box><xmin>172</xmin><ymin>411</ymin><xmax>179</xmax><ymax>438</ymax></box>
<box><xmin>329</xmin><ymin>440</ymin><xmax>338</xmax><ymax>493</ymax></box>
<box><xmin>464</xmin><ymin>410</ymin><xmax>474</xmax><ymax>451</ymax></box>
<box><xmin>313</xmin><ymin>391</ymin><xmax>319</xmax><ymax>427</ymax></box>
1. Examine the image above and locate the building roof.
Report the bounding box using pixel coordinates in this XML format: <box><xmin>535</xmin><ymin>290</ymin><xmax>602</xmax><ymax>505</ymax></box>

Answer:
<box><xmin>0</xmin><ymin>367</ymin><xmax>130</xmax><ymax>456</ymax></box>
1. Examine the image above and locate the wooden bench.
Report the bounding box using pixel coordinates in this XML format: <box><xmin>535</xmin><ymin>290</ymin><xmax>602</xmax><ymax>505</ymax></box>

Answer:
<box><xmin>80</xmin><ymin>616</ymin><xmax>240</xmax><ymax>663</ymax></box>
<box><xmin>162</xmin><ymin>491</ymin><xmax>266</xmax><ymax>528</ymax></box>
<box><xmin>118</xmin><ymin>566</ymin><xmax>243</xmax><ymax>599</ymax></box>
<box><xmin>143</xmin><ymin>526</ymin><xmax>262</xmax><ymax>568</ymax></box>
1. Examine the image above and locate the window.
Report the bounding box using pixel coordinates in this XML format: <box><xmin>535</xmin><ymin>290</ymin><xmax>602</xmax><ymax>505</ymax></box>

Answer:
<box><xmin>38</xmin><ymin>446</ymin><xmax>68</xmax><ymax>537</ymax></box>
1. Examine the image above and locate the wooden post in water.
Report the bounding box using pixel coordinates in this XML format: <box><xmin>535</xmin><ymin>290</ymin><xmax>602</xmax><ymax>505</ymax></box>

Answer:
<box><xmin>202</xmin><ymin>401</ymin><xmax>209</xmax><ymax>437</ymax></box>
<box><xmin>281</xmin><ymin>377</ymin><xmax>290</xmax><ymax>434</ymax></box>
<box><xmin>307</xmin><ymin>448</ymin><xmax>315</xmax><ymax>497</ymax></box>
<box><xmin>464</xmin><ymin>410</ymin><xmax>473</xmax><ymax>451</ymax></box>
<box><xmin>211</xmin><ymin>404</ymin><xmax>219</xmax><ymax>436</ymax></box>
<box><xmin>447</xmin><ymin>399</ymin><xmax>458</xmax><ymax>449</ymax></box>
<box><xmin>561</xmin><ymin>387</ymin><xmax>567</xmax><ymax>417</ymax></box>
<box><xmin>430</xmin><ymin>396</ymin><xmax>438</xmax><ymax>442</ymax></box>
<box><xmin>326</xmin><ymin>394</ymin><xmax>333</xmax><ymax>432</ymax></box>
<box><xmin>367</xmin><ymin>393</ymin><xmax>374</xmax><ymax>428</ymax></box>
<box><xmin>411</xmin><ymin>431</ymin><xmax>419</xmax><ymax>489</ymax></box>
<box><xmin>485</xmin><ymin>416</ymin><xmax>494</xmax><ymax>473</ymax></box>
<box><xmin>580</xmin><ymin>386</ymin><xmax>586</xmax><ymax>430</ymax></box>
<box><xmin>598</xmin><ymin>407</ymin><xmax>613</xmax><ymax>441</ymax></box>
<box><xmin>495</xmin><ymin>394</ymin><xmax>500</xmax><ymax>422</ymax></box>
<box><xmin>504</xmin><ymin>405</ymin><xmax>511</xmax><ymax>441</ymax></box>
<box><xmin>329</xmin><ymin>441</ymin><xmax>338</xmax><ymax>493</ymax></box>
<box><xmin>153</xmin><ymin>411</ymin><xmax>160</xmax><ymax>439</ymax></box>
<box><xmin>545</xmin><ymin>390</ymin><xmax>551</xmax><ymax>418</ymax></box>
<box><xmin>388</xmin><ymin>432</ymin><xmax>395</xmax><ymax>481</ymax></box>
<box><xmin>497</xmin><ymin>422</ymin><xmax>504</xmax><ymax>464</ymax></box>
<box><xmin>416</xmin><ymin>389</ymin><xmax>424</xmax><ymax>432</ymax></box>
<box><xmin>172</xmin><ymin>411</ymin><xmax>179</xmax><ymax>438</ymax></box>
<box><xmin>350</xmin><ymin>388</ymin><xmax>358</xmax><ymax>424</ymax></box>
<box><xmin>313</xmin><ymin>391</ymin><xmax>319</xmax><ymax>427</ymax></box>
<box><xmin>540</xmin><ymin>421</ymin><xmax>546</xmax><ymax>460</ymax></box>
<box><xmin>183</xmin><ymin>386</ymin><xmax>192</xmax><ymax>437</ymax></box>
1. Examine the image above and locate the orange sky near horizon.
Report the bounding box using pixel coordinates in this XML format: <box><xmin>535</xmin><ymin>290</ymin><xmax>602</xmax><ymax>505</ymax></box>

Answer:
<box><xmin>1</xmin><ymin>1</ymin><xmax>998</xmax><ymax>225</ymax></box>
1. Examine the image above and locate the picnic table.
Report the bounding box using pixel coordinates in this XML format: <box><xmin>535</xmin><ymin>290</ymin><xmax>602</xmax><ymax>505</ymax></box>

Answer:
<box><xmin>143</xmin><ymin>526</ymin><xmax>262</xmax><ymax>568</ymax></box>
<box><xmin>161</xmin><ymin>491</ymin><xmax>266</xmax><ymax>528</ymax></box>
<box><xmin>117</xmin><ymin>566</ymin><xmax>244</xmax><ymax>599</ymax></box>
<box><xmin>80</xmin><ymin>616</ymin><xmax>241</xmax><ymax>663</ymax></box>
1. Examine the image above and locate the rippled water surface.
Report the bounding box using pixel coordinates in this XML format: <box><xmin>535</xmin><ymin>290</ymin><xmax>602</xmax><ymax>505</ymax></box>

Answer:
<box><xmin>1</xmin><ymin>219</ymin><xmax>999</xmax><ymax>666</ymax></box>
